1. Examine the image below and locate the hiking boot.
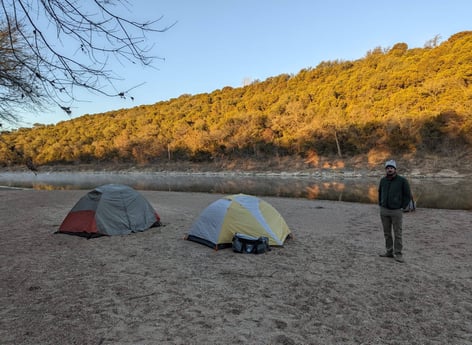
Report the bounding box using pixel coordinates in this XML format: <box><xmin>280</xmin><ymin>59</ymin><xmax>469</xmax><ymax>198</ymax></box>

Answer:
<box><xmin>394</xmin><ymin>254</ymin><xmax>404</xmax><ymax>263</ymax></box>
<box><xmin>379</xmin><ymin>252</ymin><xmax>394</xmax><ymax>258</ymax></box>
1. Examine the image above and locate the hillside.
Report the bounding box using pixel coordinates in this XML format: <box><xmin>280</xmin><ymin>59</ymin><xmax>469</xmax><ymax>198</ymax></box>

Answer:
<box><xmin>1</xmin><ymin>31</ymin><xmax>472</xmax><ymax>172</ymax></box>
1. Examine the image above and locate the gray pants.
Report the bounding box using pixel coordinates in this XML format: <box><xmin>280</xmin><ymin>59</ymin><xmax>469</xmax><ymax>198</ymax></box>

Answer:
<box><xmin>380</xmin><ymin>207</ymin><xmax>403</xmax><ymax>255</ymax></box>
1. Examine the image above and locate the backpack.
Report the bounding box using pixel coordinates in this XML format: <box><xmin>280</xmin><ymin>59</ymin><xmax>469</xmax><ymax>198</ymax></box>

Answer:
<box><xmin>403</xmin><ymin>197</ymin><xmax>416</xmax><ymax>212</ymax></box>
<box><xmin>232</xmin><ymin>233</ymin><xmax>271</xmax><ymax>254</ymax></box>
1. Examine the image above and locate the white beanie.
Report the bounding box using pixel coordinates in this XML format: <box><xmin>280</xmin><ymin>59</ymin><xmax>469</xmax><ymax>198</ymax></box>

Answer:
<box><xmin>385</xmin><ymin>160</ymin><xmax>397</xmax><ymax>169</ymax></box>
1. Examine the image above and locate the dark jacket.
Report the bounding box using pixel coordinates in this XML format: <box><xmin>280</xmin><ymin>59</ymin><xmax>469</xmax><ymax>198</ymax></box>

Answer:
<box><xmin>378</xmin><ymin>174</ymin><xmax>412</xmax><ymax>210</ymax></box>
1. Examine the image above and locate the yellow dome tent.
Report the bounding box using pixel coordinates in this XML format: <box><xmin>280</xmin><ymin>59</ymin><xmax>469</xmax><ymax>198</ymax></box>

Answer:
<box><xmin>185</xmin><ymin>194</ymin><xmax>291</xmax><ymax>250</ymax></box>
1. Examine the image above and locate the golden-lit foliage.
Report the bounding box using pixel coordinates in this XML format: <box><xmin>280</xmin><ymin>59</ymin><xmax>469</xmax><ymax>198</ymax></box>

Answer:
<box><xmin>1</xmin><ymin>32</ymin><xmax>472</xmax><ymax>167</ymax></box>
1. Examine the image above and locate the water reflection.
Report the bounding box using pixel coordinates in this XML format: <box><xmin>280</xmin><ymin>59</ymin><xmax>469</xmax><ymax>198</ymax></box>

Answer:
<box><xmin>0</xmin><ymin>171</ymin><xmax>470</xmax><ymax>210</ymax></box>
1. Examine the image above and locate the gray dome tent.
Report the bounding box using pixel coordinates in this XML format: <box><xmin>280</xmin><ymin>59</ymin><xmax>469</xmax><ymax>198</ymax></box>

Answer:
<box><xmin>58</xmin><ymin>184</ymin><xmax>160</xmax><ymax>236</ymax></box>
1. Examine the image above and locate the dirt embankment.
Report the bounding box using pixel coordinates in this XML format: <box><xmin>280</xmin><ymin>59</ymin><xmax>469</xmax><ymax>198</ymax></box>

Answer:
<box><xmin>3</xmin><ymin>152</ymin><xmax>472</xmax><ymax>178</ymax></box>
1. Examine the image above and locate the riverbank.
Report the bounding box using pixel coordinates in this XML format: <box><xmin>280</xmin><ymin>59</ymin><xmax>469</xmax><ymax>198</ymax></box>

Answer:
<box><xmin>0</xmin><ymin>190</ymin><xmax>471</xmax><ymax>344</ymax></box>
<box><xmin>2</xmin><ymin>152</ymin><xmax>472</xmax><ymax>179</ymax></box>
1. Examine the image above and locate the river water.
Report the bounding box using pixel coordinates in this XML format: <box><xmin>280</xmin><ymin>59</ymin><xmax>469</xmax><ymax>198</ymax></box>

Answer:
<box><xmin>0</xmin><ymin>171</ymin><xmax>471</xmax><ymax>210</ymax></box>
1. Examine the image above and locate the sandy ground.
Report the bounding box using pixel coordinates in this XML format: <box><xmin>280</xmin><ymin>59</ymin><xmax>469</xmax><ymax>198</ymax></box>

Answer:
<box><xmin>0</xmin><ymin>189</ymin><xmax>471</xmax><ymax>345</ymax></box>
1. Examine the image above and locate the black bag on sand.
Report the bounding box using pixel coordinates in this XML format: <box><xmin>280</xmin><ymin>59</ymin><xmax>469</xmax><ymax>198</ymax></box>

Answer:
<box><xmin>232</xmin><ymin>233</ymin><xmax>270</xmax><ymax>254</ymax></box>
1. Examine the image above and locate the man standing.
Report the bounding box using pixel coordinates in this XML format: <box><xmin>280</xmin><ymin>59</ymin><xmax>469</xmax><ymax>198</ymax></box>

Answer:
<box><xmin>378</xmin><ymin>159</ymin><xmax>412</xmax><ymax>263</ymax></box>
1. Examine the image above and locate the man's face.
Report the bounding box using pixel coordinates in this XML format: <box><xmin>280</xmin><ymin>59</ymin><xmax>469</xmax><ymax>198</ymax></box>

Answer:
<box><xmin>386</xmin><ymin>166</ymin><xmax>396</xmax><ymax>176</ymax></box>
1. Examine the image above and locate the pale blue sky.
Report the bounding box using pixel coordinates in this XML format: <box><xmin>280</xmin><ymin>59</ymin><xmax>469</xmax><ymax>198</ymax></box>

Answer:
<box><xmin>16</xmin><ymin>0</ymin><xmax>472</xmax><ymax>128</ymax></box>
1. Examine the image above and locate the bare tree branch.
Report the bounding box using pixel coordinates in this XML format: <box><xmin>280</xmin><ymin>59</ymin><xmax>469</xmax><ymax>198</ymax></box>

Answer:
<box><xmin>0</xmin><ymin>0</ymin><xmax>174</xmax><ymax>124</ymax></box>
<box><xmin>0</xmin><ymin>22</ymin><xmax>44</xmax><ymax>125</ymax></box>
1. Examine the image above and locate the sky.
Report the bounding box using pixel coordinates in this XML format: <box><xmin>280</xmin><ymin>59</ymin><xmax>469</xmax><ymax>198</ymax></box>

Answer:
<box><xmin>13</xmin><ymin>0</ymin><xmax>472</xmax><ymax>128</ymax></box>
